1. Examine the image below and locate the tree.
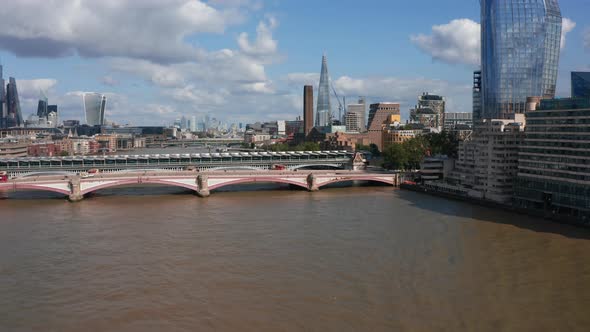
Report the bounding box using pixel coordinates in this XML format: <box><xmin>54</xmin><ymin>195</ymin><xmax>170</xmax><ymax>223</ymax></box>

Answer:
<box><xmin>425</xmin><ymin>131</ymin><xmax>458</xmax><ymax>158</ymax></box>
<box><xmin>368</xmin><ymin>143</ymin><xmax>381</xmax><ymax>157</ymax></box>
<box><xmin>383</xmin><ymin>143</ymin><xmax>408</xmax><ymax>170</ymax></box>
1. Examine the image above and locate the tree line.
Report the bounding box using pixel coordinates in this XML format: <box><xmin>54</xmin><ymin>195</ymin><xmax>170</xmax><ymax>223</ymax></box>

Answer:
<box><xmin>382</xmin><ymin>132</ymin><xmax>458</xmax><ymax>170</ymax></box>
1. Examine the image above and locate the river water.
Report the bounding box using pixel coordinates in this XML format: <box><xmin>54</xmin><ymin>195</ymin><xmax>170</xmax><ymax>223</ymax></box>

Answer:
<box><xmin>1</xmin><ymin>185</ymin><xmax>590</xmax><ymax>331</ymax></box>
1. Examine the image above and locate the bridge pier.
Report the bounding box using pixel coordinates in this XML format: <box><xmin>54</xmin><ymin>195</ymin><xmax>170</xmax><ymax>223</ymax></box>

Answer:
<box><xmin>306</xmin><ymin>173</ymin><xmax>319</xmax><ymax>192</ymax></box>
<box><xmin>196</xmin><ymin>174</ymin><xmax>210</xmax><ymax>197</ymax></box>
<box><xmin>68</xmin><ymin>177</ymin><xmax>84</xmax><ymax>202</ymax></box>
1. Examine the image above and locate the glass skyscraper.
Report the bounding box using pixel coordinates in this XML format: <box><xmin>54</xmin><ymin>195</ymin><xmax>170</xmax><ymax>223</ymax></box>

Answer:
<box><xmin>480</xmin><ymin>0</ymin><xmax>562</xmax><ymax>120</ymax></box>
<box><xmin>83</xmin><ymin>92</ymin><xmax>107</xmax><ymax>126</ymax></box>
<box><xmin>316</xmin><ymin>54</ymin><xmax>331</xmax><ymax>127</ymax></box>
<box><xmin>571</xmin><ymin>72</ymin><xmax>590</xmax><ymax>98</ymax></box>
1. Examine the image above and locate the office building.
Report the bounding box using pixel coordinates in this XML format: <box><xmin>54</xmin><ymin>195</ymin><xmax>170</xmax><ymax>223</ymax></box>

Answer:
<box><xmin>447</xmin><ymin>114</ymin><xmax>526</xmax><ymax>203</ymax></box>
<box><xmin>367</xmin><ymin>103</ymin><xmax>400</xmax><ymax>150</ymax></box>
<box><xmin>83</xmin><ymin>93</ymin><xmax>107</xmax><ymax>126</ymax></box>
<box><xmin>303</xmin><ymin>85</ymin><xmax>314</xmax><ymax>135</ymax></box>
<box><xmin>515</xmin><ymin>97</ymin><xmax>590</xmax><ymax>221</ymax></box>
<box><xmin>368</xmin><ymin>103</ymin><xmax>400</xmax><ymax>130</ymax></box>
<box><xmin>443</xmin><ymin>113</ymin><xmax>473</xmax><ymax>131</ymax></box>
<box><xmin>571</xmin><ymin>72</ymin><xmax>590</xmax><ymax>98</ymax></box>
<box><xmin>480</xmin><ymin>0</ymin><xmax>562</xmax><ymax>119</ymax></box>
<box><xmin>316</xmin><ymin>55</ymin><xmax>331</xmax><ymax>127</ymax></box>
<box><xmin>37</xmin><ymin>96</ymin><xmax>48</xmax><ymax>118</ymax></box>
<box><xmin>5</xmin><ymin>77</ymin><xmax>23</xmax><ymax>128</ymax></box>
<box><xmin>190</xmin><ymin>116</ymin><xmax>197</xmax><ymax>132</ymax></box>
<box><xmin>0</xmin><ymin>65</ymin><xmax>5</xmax><ymax>128</ymax></box>
<box><xmin>409</xmin><ymin>93</ymin><xmax>445</xmax><ymax>129</ymax></box>
<box><xmin>346</xmin><ymin>97</ymin><xmax>366</xmax><ymax>132</ymax></box>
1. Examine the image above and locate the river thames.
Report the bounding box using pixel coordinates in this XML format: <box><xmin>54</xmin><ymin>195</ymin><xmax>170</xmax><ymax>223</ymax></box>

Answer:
<box><xmin>1</xmin><ymin>185</ymin><xmax>590</xmax><ymax>331</ymax></box>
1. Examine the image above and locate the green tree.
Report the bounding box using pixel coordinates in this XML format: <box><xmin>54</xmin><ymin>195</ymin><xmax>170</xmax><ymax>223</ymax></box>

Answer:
<box><xmin>425</xmin><ymin>131</ymin><xmax>458</xmax><ymax>158</ymax></box>
<box><xmin>404</xmin><ymin>136</ymin><xmax>429</xmax><ymax>169</ymax></box>
<box><xmin>383</xmin><ymin>143</ymin><xmax>408</xmax><ymax>170</ymax></box>
<box><xmin>368</xmin><ymin>143</ymin><xmax>381</xmax><ymax>157</ymax></box>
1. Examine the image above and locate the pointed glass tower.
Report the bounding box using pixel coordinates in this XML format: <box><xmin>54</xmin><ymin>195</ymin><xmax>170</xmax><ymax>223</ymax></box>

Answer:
<box><xmin>316</xmin><ymin>54</ymin><xmax>331</xmax><ymax>127</ymax></box>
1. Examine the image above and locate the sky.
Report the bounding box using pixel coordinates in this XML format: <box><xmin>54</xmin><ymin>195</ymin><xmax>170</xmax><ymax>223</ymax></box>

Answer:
<box><xmin>0</xmin><ymin>0</ymin><xmax>588</xmax><ymax>126</ymax></box>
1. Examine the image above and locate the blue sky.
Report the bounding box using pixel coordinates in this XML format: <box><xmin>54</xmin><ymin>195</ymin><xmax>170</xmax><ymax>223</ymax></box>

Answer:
<box><xmin>0</xmin><ymin>0</ymin><xmax>588</xmax><ymax>125</ymax></box>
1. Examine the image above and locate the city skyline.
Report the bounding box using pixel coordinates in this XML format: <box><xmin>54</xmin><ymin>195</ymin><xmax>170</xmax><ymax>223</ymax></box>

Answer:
<box><xmin>0</xmin><ymin>0</ymin><xmax>587</xmax><ymax>125</ymax></box>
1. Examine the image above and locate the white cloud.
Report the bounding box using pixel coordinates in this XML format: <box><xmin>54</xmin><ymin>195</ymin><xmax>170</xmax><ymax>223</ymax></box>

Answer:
<box><xmin>16</xmin><ymin>79</ymin><xmax>58</xmax><ymax>99</ymax></box>
<box><xmin>561</xmin><ymin>18</ymin><xmax>576</xmax><ymax>49</ymax></box>
<box><xmin>101</xmin><ymin>76</ymin><xmax>119</xmax><ymax>87</ymax></box>
<box><xmin>412</xmin><ymin>17</ymin><xmax>575</xmax><ymax>67</ymax></box>
<box><xmin>411</xmin><ymin>19</ymin><xmax>480</xmax><ymax>67</ymax></box>
<box><xmin>237</xmin><ymin>16</ymin><xmax>278</xmax><ymax>57</ymax></box>
<box><xmin>0</xmin><ymin>0</ymin><xmax>244</xmax><ymax>63</ymax></box>
<box><xmin>283</xmin><ymin>73</ymin><xmax>320</xmax><ymax>87</ymax></box>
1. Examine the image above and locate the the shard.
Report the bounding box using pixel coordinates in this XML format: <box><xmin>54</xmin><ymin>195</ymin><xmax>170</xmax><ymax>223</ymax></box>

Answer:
<box><xmin>316</xmin><ymin>54</ymin><xmax>331</xmax><ymax>127</ymax></box>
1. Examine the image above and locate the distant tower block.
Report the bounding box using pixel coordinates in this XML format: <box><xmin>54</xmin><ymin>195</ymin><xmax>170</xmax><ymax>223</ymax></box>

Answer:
<box><xmin>303</xmin><ymin>85</ymin><xmax>314</xmax><ymax>135</ymax></box>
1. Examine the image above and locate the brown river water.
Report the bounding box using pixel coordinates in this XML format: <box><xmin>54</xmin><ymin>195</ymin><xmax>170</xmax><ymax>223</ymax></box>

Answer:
<box><xmin>1</xmin><ymin>184</ymin><xmax>590</xmax><ymax>331</ymax></box>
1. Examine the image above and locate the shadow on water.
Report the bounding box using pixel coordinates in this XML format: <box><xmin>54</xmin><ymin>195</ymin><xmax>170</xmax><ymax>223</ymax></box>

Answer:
<box><xmin>396</xmin><ymin>189</ymin><xmax>590</xmax><ymax>240</ymax></box>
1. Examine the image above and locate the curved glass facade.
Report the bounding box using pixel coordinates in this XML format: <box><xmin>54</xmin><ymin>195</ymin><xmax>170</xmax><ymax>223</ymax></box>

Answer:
<box><xmin>83</xmin><ymin>93</ymin><xmax>107</xmax><ymax>126</ymax></box>
<box><xmin>480</xmin><ymin>0</ymin><xmax>562</xmax><ymax>120</ymax></box>
<box><xmin>316</xmin><ymin>55</ymin><xmax>331</xmax><ymax>127</ymax></box>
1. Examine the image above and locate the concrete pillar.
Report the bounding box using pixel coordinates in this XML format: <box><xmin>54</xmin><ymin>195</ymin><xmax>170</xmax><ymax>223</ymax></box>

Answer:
<box><xmin>306</xmin><ymin>173</ymin><xmax>319</xmax><ymax>192</ymax></box>
<box><xmin>68</xmin><ymin>176</ymin><xmax>84</xmax><ymax>202</ymax></box>
<box><xmin>196</xmin><ymin>174</ymin><xmax>210</xmax><ymax>197</ymax></box>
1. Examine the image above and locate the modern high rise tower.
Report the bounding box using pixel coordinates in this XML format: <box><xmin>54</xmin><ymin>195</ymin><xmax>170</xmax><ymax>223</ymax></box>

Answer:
<box><xmin>0</xmin><ymin>65</ymin><xmax>5</xmax><ymax>128</ymax></box>
<box><xmin>83</xmin><ymin>93</ymin><xmax>107</xmax><ymax>126</ymax></box>
<box><xmin>316</xmin><ymin>54</ymin><xmax>331</xmax><ymax>127</ymax></box>
<box><xmin>480</xmin><ymin>0</ymin><xmax>562</xmax><ymax>120</ymax></box>
<box><xmin>6</xmin><ymin>77</ymin><xmax>23</xmax><ymax>127</ymax></box>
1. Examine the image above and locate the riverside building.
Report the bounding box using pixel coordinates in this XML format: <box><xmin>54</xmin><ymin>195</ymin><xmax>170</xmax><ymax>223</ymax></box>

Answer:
<box><xmin>515</xmin><ymin>97</ymin><xmax>590</xmax><ymax>222</ymax></box>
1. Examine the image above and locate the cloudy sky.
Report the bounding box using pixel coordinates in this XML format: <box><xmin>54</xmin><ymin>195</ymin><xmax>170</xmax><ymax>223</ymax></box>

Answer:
<box><xmin>0</xmin><ymin>0</ymin><xmax>588</xmax><ymax>126</ymax></box>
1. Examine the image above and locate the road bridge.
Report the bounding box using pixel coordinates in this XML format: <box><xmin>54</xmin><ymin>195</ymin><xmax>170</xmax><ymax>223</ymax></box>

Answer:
<box><xmin>0</xmin><ymin>170</ymin><xmax>400</xmax><ymax>201</ymax></box>
<box><xmin>0</xmin><ymin>151</ymin><xmax>352</xmax><ymax>177</ymax></box>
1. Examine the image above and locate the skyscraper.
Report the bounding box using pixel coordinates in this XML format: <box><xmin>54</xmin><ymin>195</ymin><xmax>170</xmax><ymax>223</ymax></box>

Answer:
<box><xmin>316</xmin><ymin>54</ymin><xmax>331</xmax><ymax>127</ymax></box>
<box><xmin>83</xmin><ymin>93</ymin><xmax>107</xmax><ymax>126</ymax></box>
<box><xmin>37</xmin><ymin>92</ymin><xmax>48</xmax><ymax>118</ymax></box>
<box><xmin>571</xmin><ymin>72</ymin><xmax>590</xmax><ymax>98</ymax></box>
<box><xmin>303</xmin><ymin>85</ymin><xmax>314</xmax><ymax>135</ymax></box>
<box><xmin>480</xmin><ymin>0</ymin><xmax>562</xmax><ymax>120</ymax></box>
<box><xmin>0</xmin><ymin>65</ymin><xmax>5</xmax><ymax>129</ymax></box>
<box><xmin>346</xmin><ymin>97</ymin><xmax>367</xmax><ymax>132</ymax></box>
<box><xmin>6</xmin><ymin>77</ymin><xmax>23</xmax><ymax>127</ymax></box>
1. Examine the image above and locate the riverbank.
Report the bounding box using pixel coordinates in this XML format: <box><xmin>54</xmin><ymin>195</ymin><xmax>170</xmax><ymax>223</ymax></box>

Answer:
<box><xmin>400</xmin><ymin>183</ymin><xmax>589</xmax><ymax>228</ymax></box>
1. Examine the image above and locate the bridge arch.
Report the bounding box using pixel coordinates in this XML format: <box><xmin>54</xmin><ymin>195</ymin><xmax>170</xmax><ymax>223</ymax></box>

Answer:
<box><xmin>7</xmin><ymin>184</ymin><xmax>72</xmax><ymax>196</ymax></box>
<box><xmin>208</xmin><ymin>177</ymin><xmax>309</xmax><ymax>191</ymax></box>
<box><xmin>80</xmin><ymin>179</ymin><xmax>199</xmax><ymax>195</ymax></box>
<box><xmin>318</xmin><ymin>176</ymin><xmax>394</xmax><ymax>188</ymax></box>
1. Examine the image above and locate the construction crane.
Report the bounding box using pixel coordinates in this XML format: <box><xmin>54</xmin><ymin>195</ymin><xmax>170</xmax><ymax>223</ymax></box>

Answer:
<box><xmin>331</xmin><ymin>83</ymin><xmax>345</xmax><ymax>124</ymax></box>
